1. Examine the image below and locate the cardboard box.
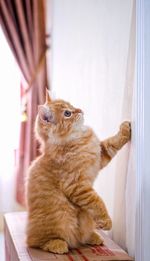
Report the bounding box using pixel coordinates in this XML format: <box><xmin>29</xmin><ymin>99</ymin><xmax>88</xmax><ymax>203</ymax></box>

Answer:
<box><xmin>4</xmin><ymin>212</ymin><xmax>133</xmax><ymax>261</ymax></box>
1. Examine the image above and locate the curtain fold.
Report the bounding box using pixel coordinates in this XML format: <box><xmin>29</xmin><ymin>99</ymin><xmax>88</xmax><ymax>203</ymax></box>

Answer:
<box><xmin>0</xmin><ymin>0</ymin><xmax>49</xmax><ymax>205</ymax></box>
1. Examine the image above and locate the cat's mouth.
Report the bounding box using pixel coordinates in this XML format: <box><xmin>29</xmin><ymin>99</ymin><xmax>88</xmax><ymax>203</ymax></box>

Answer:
<box><xmin>73</xmin><ymin>113</ymin><xmax>84</xmax><ymax>129</ymax></box>
<box><xmin>76</xmin><ymin>110</ymin><xmax>84</xmax><ymax>121</ymax></box>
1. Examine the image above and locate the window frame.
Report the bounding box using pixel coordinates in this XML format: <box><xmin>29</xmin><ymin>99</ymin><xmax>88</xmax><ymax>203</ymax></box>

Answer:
<box><xmin>135</xmin><ymin>0</ymin><xmax>150</xmax><ymax>260</ymax></box>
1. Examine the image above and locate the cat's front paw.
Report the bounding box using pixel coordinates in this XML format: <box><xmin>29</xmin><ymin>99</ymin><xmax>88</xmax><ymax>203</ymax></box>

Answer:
<box><xmin>119</xmin><ymin>121</ymin><xmax>131</xmax><ymax>141</ymax></box>
<box><xmin>98</xmin><ymin>217</ymin><xmax>112</xmax><ymax>231</ymax></box>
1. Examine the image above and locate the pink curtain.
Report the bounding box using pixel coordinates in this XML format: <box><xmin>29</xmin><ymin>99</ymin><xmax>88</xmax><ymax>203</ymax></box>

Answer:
<box><xmin>0</xmin><ymin>0</ymin><xmax>49</xmax><ymax>205</ymax></box>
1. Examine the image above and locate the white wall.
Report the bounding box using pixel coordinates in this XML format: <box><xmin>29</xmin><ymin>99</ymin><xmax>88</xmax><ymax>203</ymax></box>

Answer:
<box><xmin>47</xmin><ymin>0</ymin><xmax>133</xmax><ymax>215</ymax></box>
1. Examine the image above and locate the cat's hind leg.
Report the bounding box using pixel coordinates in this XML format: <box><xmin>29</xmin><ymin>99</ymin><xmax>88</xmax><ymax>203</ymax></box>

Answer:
<box><xmin>41</xmin><ymin>239</ymin><xmax>69</xmax><ymax>254</ymax></box>
<box><xmin>86</xmin><ymin>231</ymin><xmax>103</xmax><ymax>245</ymax></box>
<box><xmin>78</xmin><ymin>210</ymin><xmax>103</xmax><ymax>246</ymax></box>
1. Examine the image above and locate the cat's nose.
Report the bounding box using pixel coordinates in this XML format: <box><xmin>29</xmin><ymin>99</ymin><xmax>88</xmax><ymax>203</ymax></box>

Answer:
<box><xmin>74</xmin><ymin>108</ymin><xmax>83</xmax><ymax>114</ymax></box>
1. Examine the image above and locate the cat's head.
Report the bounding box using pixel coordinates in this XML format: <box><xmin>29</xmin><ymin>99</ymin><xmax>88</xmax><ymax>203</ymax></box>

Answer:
<box><xmin>35</xmin><ymin>90</ymin><xmax>84</xmax><ymax>144</ymax></box>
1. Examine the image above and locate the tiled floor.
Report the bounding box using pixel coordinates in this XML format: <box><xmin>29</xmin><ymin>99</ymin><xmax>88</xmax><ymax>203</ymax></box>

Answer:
<box><xmin>0</xmin><ymin>233</ymin><xmax>5</xmax><ymax>260</ymax></box>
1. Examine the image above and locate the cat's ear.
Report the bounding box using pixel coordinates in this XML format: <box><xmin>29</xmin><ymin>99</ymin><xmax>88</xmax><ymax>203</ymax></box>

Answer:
<box><xmin>46</xmin><ymin>88</ymin><xmax>52</xmax><ymax>104</ymax></box>
<box><xmin>38</xmin><ymin>105</ymin><xmax>55</xmax><ymax>124</ymax></box>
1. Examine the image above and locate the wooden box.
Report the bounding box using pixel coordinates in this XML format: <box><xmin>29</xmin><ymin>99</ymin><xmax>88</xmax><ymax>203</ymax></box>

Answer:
<box><xmin>4</xmin><ymin>212</ymin><xmax>133</xmax><ymax>261</ymax></box>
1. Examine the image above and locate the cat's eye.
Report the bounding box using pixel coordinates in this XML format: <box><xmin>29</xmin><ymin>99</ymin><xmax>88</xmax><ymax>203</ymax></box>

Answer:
<box><xmin>64</xmin><ymin>110</ymin><xmax>72</xmax><ymax>117</ymax></box>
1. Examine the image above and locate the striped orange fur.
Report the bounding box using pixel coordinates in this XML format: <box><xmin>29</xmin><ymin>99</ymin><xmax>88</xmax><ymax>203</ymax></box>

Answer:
<box><xmin>26</xmin><ymin>92</ymin><xmax>131</xmax><ymax>254</ymax></box>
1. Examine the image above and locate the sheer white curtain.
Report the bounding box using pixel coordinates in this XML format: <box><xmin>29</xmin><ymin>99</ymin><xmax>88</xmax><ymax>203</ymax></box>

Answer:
<box><xmin>112</xmin><ymin>1</ymin><xmax>135</xmax><ymax>256</ymax></box>
<box><xmin>47</xmin><ymin>0</ymin><xmax>135</xmax><ymax>256</ymax></box>
<box><xmin>0</xmin><ymin>29</ymin><xmax>20</xmax><ymax>229</ymax></box>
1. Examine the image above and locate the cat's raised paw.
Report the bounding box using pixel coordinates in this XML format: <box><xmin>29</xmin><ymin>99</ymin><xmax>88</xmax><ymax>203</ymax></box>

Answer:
<box><xmin>87</xmin><ymin>231</ymin><xmax>104</xmax><ymax>245</ymax></box>
<box><xmin>42</xmin><ymin>239</ymin><xmax>69</xmax><ymax>254</ymax></box>
<box><xmin>119</xmin><ymin>121</ymin><xmax>131</xmax><ymax>141</ymax></box>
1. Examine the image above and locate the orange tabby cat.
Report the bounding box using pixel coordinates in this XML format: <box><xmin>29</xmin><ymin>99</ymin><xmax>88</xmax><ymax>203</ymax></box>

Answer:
<box><xmin>26</xmin><ymin>91</ymin><xmax>131</xmax><ymax>254</ymax></box>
